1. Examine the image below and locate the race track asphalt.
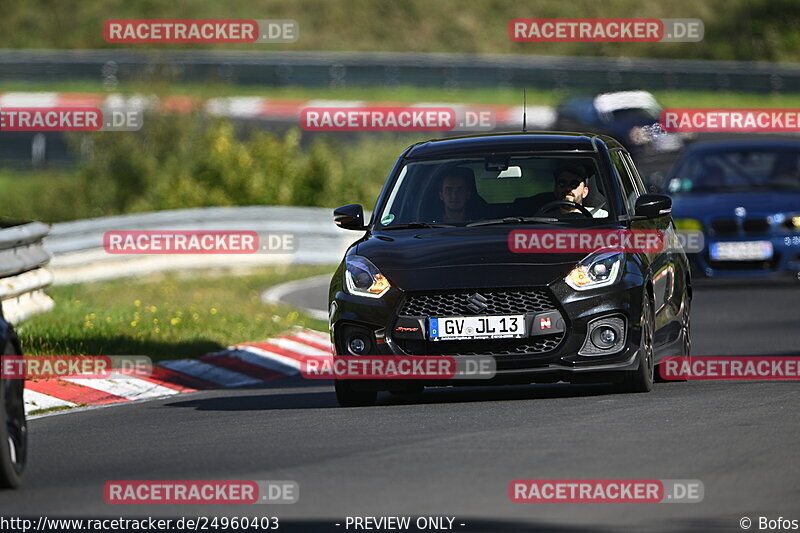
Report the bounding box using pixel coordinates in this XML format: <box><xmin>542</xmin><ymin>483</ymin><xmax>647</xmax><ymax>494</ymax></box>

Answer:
<box><xmin>2</xmin><ymin>276</ymin><xmax>799</xmax><ymax>532</ymax></box>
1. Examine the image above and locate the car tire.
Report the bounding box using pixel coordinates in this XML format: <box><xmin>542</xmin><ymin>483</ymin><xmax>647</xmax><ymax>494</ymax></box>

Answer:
<box><xmin>0</xmin><ymin>340</ymin><xmax>27</xmax><ymax>489</ymax></box>
<box><xmin>680</xmin><ymin>297</ymin><xmax>691</xmax><ymax>358</ymax></box>
<box><xmin>656</xmin><ymin>294</ymin><xmax>690</xmax><ymax>383</ymax></box>
<box><xmin>335</xmin><ymin>379</ymin><xmax>378</xmax><ymax>407</ymax></box>
<box><xmin>620</xmin><ymin>294</ymin><xmax>655</xmax><ymax>393</ymax></box>
<box><xmin>389</xmin><ymin>383</ymin><xmax>424</xmax><ymax>396</ymax></box>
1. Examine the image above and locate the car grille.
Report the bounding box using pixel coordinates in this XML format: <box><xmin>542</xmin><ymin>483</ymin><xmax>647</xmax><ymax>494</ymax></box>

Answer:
<box><xmin>707</xmin><ymin>258</ymin><xmax>778</xmax><ymax>271</ymax></box>
<box><xmin>395</xmin><ymin>287</ymin><xmax>563</xmax><ymax>356</ymax></box>
<box><xmin>711</xmin><ymin>217</ymin><xmax>771</xmax><ymax>236</ymax></box>
<box><xmin>399</xmin><ymin>287</ymin><xmax>556</xmax><ymax>316</ymax></box>
<box><xmin>394</xmin><ymin>335</ymin><xmax>565</xmax><ymax>357</ymax></box>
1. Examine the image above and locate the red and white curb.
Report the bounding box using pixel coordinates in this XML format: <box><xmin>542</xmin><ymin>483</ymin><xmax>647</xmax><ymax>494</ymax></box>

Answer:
<box><xmin>23</xmin><ymin>327</ymin><xmax>332</xmax><ymax>416</ymax></box>
<box><xmin>0</xmin><ymin>92</ymin><xmax>555</xmax><ymax>129</ymax></box>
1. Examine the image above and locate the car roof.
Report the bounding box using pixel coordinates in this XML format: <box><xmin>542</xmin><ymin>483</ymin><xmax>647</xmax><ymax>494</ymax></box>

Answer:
<box><xmin>682</xmin><ymin>138</ymin><xmax>800</xmax><ymax>154</ymax></box>
<box><xmin>405</xmin><ymin>131</ymin><xmax>624</xmax><ymax>159</ymax></box>
<box><xmin>593</xmin><ymin>91</ymin><xmax>659</xmax><ymax>114</ymax></box>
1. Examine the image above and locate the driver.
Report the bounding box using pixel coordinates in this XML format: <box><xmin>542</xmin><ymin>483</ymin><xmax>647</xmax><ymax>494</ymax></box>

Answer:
<box><xmin>552</xmin><ymin>163</ymin><xmax>608</xmax><ymax>218</ymax></box>
<box><xmin>438</xmin><ymin>168</ymin><xmax>473</xmax><ymax>222</ymax></box>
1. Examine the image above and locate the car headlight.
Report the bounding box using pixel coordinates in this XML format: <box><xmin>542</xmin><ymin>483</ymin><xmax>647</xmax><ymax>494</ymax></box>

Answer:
<box><xmin>792</xmin><ymin>216</ymin><xmax>800</xmax><ymax>229</ymax></box>
<box><xmin>344</xmin><ymin>255</ymin><xmax>391</xmax><ymax>298</ymax></box>
<box><xmin>565</xmin><ymin>252</ymin><xmax>623</xmax><ymax>291</ymax></box>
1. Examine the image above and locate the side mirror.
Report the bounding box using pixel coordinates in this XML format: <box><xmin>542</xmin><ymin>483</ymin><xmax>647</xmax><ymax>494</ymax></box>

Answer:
<box><xmin>634</xmin><ymin>194</ymin><xmax>672</xmax><ymax>218</ymax></box>
<box><xmin>333</xmin><ymin>204</ymin><xmax>365</xmax><ymax>230</ymax></box>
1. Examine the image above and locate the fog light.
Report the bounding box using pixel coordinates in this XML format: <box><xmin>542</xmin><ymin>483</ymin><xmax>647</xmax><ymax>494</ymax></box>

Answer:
<box><xmin>599</xmin><ymin>327</ymin><xmax>616</xmax><ymax>345</ymax></box>
<box><xmin>348</xmin><ymin>336</ymin><xmax>368</xmax><ymax>355</ymax></box>
<box><xmin>580</xmin><ymin>316</ymin><xmax>626</xmax><ymax>356</ymax></box>
<box><xmin>591</xmin><ymin>325</ymin><xmax>619</xmax><ymax>349</ymax></box>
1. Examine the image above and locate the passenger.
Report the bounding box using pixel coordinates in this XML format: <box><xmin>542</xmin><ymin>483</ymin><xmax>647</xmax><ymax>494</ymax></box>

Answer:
<box><xmin>438</xmin><ymin>168</ymin><xmax>474</xmax><ymax>222</ymax></box>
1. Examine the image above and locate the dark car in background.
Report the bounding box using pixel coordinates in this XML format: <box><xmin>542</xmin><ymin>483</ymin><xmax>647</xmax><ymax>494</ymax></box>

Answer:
<box><xmin>328</xmin><ymin>132</ymin><xmax>691</xmax><ymax>406</ymax></box>
<box><xmin>0</xmin><ymin>314</ymin><xmax>25</xmax><ymax>488</ymax></box>
<box><xmin>554</xmin><ymin>91</ymin><xmax>684</xmax><ymax>156</ymax></box>
<box><xmin>663</xmin><ymin>139</ymin><xmax>800</xmax><ymax>279</ymax></box>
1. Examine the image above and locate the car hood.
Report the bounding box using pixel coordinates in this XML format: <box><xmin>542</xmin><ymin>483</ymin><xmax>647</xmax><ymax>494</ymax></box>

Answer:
<box><xmin>355</xmin><ymin>226</ymin><xmax>598</xmax><ymax>291</ymax></box>
<box><xmin>671</xmin><ymin>190</ymin><xmax>800</xmax><ymax>219</ymax></box>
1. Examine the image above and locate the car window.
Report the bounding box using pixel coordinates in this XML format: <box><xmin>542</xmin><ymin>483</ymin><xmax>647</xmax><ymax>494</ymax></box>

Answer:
<box><xmin>622</xmin><ymin>152</ymin><xmax>646</xmax><ymax>194</ymax></box>
<box><xmin>668</xmin><ymin>148</ymin><xmax>800</xmax><ymax>193</ymax></box>
<box><xmin>378</xmin><ymin>155</ymin><xmax>612</xmax><ymax>226</ymax></box>
<box><xmin>471</xmin><ymin>161</ymin><xmax>550</xmax><ymax>203</ymax></box>
<box><xmin>609</xmin><ymin>151</ymin><xmax>639</xmax><ymax>214</ymax></box>
<box><xmin>610</xmin><ymin>107</ymin><xmax>660</xmax><ymax>123</ymax></box>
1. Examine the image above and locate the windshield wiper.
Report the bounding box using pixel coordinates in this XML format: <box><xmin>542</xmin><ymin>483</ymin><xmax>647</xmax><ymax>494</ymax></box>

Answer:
<box><xmin>380</xmin><ymin>222</ymin><xmax>456</xmax><ymax>230</ymax></box>
<box><xmin>467</xmin><ymin>216</ymin><xmax>561</xmax><ymax>227</ymax></box>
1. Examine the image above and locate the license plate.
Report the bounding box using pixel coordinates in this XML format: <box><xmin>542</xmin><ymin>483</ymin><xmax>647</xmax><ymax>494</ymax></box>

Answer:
<box><xmin>710</xmin><ymin>241</ymin><xmax>773</xmax><ymax>261</ymax></box>
<box><xmin>428</xmin><ymin>315</ymin><xmax>525</xmax><ymax>341</ymax></box>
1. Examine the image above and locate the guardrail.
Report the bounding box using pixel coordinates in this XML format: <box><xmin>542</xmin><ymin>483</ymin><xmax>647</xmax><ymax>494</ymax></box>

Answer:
<box><xmin>45</xmin><ymin>206</ymin><xmax>356</xmax><ymax>285</ymax></box>
<box><xmin>2</xmin><ymin>49</ymin><xmax>800</xmax><ymax>93</ymax></box>
<box><xmin>0</xmin><ymin>221</ymin><xmax>54</xmax><ymax>324</ymax></box>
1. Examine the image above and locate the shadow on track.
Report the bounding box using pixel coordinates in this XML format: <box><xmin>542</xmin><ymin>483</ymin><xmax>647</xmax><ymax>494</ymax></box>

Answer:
<box><xmin>162</xmin><ymin>380</ymin><xmax>650</xmax><ymax>412</ymax></box>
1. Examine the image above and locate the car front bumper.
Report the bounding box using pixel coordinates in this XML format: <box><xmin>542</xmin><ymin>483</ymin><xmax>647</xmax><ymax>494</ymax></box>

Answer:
<box><xmin>691</xmin><ymin>234</ymin><xmax>800</xmax><ymax>279</ymax></box>
<box><xmin>329</xmin><ymin>270</ymin><xmax>648</xmax><ymax>386</ymax></box>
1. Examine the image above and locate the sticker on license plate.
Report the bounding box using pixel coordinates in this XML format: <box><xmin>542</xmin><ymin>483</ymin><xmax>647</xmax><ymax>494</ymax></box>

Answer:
<box><xmin>428</xmin><ymin>315</ymin><xmax>526</xmax><ymax>340</ymax></box>
<box><xmin>710</xmin><ymin>241</ymin><xmax>773</xmax><ymax>261</ymax></box>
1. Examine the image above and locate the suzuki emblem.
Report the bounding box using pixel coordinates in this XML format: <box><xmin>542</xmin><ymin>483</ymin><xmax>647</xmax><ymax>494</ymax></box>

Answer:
<box><xmin>465</xmin><ymin>293</ymin><xmax>489</xmax><ymax>314</ymax></box>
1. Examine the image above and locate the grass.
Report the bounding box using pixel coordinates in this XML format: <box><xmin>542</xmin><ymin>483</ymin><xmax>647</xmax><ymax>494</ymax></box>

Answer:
<box><xmin>4</xmin><ymin>80</ymin><xmax>800</xmax><ymax>109</ymax></box>
<box><xmin>0</xmin><ymin>170</ymin><xmax>88</xmax><ymax>223</ymax></box>
<box><xmin>1</xmin><ymin>0</ymin><xmax>800</xmax><ymax>61</ymax></box>
<box><xmin>28</xmin><ymin>405</ymin><xmax>78</xmax><ymax>416</ymax></box>
<box><xmin>17</xmin><ymin>265</ymin><xmax>334</xmax><ymax>363</ymax></box>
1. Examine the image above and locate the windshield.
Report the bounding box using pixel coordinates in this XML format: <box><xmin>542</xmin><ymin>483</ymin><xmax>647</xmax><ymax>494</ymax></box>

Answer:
<box><xmin>667</xmin><ymin>148</ymin><xmax>800</xmax><ymax>193</ymax></box>
<box><xmin>609</xmin><ymin>107</ymin><xmax>661</xmax><ymax>123</ymax></box>
<box><xmin>377</xmin><ymin>155</ymin><xmax>614</xmax><ymax>228</ymax></box>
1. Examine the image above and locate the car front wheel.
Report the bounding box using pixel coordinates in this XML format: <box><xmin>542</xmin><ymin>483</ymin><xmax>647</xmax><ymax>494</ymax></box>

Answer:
<box><xmin>619</xmin><ymin>294</ymin><xmax>655</xmax><ymax>393</ymax></box>
<box><xmin>0</xmin><ymin>340</ymin><xmax>27</xmax><ymax>489</ymax></box>
<box><xmin>335</xmin><ymin>379</ymin><xmax>378</xmax><ymax>407</ymax></box>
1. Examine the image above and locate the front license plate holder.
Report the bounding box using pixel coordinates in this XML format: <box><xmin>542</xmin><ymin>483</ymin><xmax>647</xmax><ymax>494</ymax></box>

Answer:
<box><xmin>710</xmin><ymin>241</ymin><xmax>773</xmax><ymax>261</ymax></box>
<box><xmin>428</xmin><ymin>315</ymin><xmax>526</xmax><ymax>341</ymax></box>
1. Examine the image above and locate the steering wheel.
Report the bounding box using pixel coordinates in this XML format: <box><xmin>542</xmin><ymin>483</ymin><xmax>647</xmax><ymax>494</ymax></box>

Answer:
<box><xmin>535</xmin><ymin>200</ymin><xmax>594</xmax><ymax>218</ymax></box>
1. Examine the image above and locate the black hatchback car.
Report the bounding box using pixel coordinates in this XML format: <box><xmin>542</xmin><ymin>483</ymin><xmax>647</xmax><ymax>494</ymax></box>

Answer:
<box><xmin>329</xmin><ymin>132</ymin><xmax>691</xmax><ymax>406</ymax></box>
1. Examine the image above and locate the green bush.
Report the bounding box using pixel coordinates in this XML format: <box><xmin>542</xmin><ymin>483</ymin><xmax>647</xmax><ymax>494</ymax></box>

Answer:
<box><xmin>0</xmin><ymin>170</ymin><xmax>87</xmax><ymax>222</ymax></box>
<box><xmin>65</xmin><ymin>113</ymin><xmax>408</xmax><ymax>219</ymax></box>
